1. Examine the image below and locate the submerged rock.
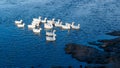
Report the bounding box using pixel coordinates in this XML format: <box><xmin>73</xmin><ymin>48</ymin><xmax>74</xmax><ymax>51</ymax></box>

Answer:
<box><xmin>98</xmin><ymin>37</ymin><xmax>120</xmax><ymax>52</ymax></box>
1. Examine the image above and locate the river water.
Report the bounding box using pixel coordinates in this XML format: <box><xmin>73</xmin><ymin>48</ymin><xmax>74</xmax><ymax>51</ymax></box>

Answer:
<box><xmin>0</xmin><ymin>0</ymin><xmax>120</xmax><ymax>68</ymax></box>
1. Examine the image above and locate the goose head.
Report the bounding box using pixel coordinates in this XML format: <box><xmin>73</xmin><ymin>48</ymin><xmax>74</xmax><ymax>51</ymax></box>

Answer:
<box><xmin>20</xmin><ymin>20</ymin><xmax>23</xmax><ymax>22</ymax></box>
<box><xmin>39</xmin><ymin>28</ymin><xmax>42</xmax><ymax>30</ymax></box>
<box><xmin>45</xmin><ymin>18</ymin><xmax>47</xmax><ymax>20</ymax></box>
<box><xmin>65</xmin><ymin>23</ymin><xmax>68</xmax><ymax>25</ymax></box>
<box><xmin>78</xmin><ymin>24</ymin><xmax>80</xmax><ymax>27</ymax></box>
<box><xmin>38</xmin><ymin>16</ymin><xmax>42</xmax><ymax>20</ymax></box>
<box><xmin>52</xmin><ymin>18</ymin><xmax>55</xmax><ymax>21</ymax></box>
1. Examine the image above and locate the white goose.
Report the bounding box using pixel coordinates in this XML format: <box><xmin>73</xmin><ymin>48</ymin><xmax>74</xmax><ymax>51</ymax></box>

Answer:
<box><xmin>32</xmin><ymin>20</ymin><xmax>41</xmax><ymax>27</ymax></box>
<box><xmin>33</xmin><ymin>16</ymin><xmax>41</xmax><ymax>22</ymax></box>
<box><xmin>47</xmin><ymin>18</ymin><xmax>55</xmax><ymax>25</ymax></box>
<box><xmin>44</xmin><ymin>23</ymin><xmax>53</xmax><ymax>29</ymax></box>
<box><xmin>31</xmin><ymin>21</ymin><xmax>38</xmax><ymax>25</ymax></box>
<box><xmin>15</xmin><ymin>20</ymin><xmax>23</xmax><ymax>24</ymax></box>
<box><xmin>46</xmin><ymin>34</ymin><xmax>56</xmax><ymax>41</ymax></box>
<box><xmin>33</xmin><ymin>28</ymin><xmax>42</xmax><ymax>33</ymax></box>
<box><xmin>17</xmin><ymin>23</ymin><xmax>25</xmax><ymax>28</ymax></box>
<box><xmin>41</xmin><ymin>18</ymin><xmax>47</xmax><ymax>23</ymax></box>
<box><xmin>46</xmin><ymin>30</ymin><xmax>56</xmax><ymax>36</ymax></box>
<box><xmin>55</xmin><ymin>19</ymin><xmax>62</xmax><ymax>27</ymax></box>
<box><xmin>28</xmin><ymin>21</ymin><xmax>37</xmax><ymax>29</ymax></box>
<box><xmin>71</xmin><ymin>22</ymin><xmax>80</xmax><ymax>29</ymax></box>
<box><xmin>62</xmin><ymin>23</ymin><xmax>71</xmax><ymax>29</ymax></box>
<box><xmin>28</xmin><ymin>24</ymin><xmax>36</xmax><ymax>29</ymax></box>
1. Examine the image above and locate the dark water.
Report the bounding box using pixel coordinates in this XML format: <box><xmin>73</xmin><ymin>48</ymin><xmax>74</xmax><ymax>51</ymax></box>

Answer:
<box><xmin>0</xmin><ymin>0</ymin><xmax>120</xmax><ymax>68</ymax></box>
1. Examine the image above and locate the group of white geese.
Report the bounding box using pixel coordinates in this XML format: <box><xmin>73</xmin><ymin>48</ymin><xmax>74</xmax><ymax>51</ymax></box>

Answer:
<box><xmin>15</xmin><ymin>16</ymin><xmax>80</xmax><ymax>42</ymax></box>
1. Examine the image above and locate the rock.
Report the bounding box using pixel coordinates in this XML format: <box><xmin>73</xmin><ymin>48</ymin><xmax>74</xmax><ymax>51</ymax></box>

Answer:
<box><xmin>88</xmin><ymin>41</ymin><xmax>102</xmax><ymax>46</ymax></box>
<box><xmin>97</xmin><ymin>37</ymin><xmax>120</xmax><ymax>52</ymax></box>
<box><xmin>65</xmin><ymin>31</ymin><xmax>120</xmax><ymax>68</ymax></box>
<box><xmin>106</xmin><ymin>31</ymin><xmax>120</xmax><ymax>36</ymax></box>
<box><xmin>65</xmin><ymin>43</ymin><xmax>110</xmax><ymax>64</ymax></box>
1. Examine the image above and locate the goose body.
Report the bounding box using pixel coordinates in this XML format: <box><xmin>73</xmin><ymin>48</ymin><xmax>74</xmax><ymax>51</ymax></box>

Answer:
<box><xmin>32</xmin><ymin>20</ymin><xmax>40</xmax><ymax>26</ymax></box>
<box><xmin>44</xmin><ymin>23</ymin><xmax>53</xmax><ymax>29</ymax></box>
<box><xmin>46</xmin><ymin>34</ymin><xmax>56</xmax><ymax>41</ymax></box>
<box><xmin>28</xmin><ymin>24</ymin><xmax>35</xmax><ymax>29</ymax></box>
<box><xmin>33</xmin><ymin>28</ymin><xmax>42</xmax><ymax>33</ymax></box>
<box><xmin>47</xmin><ymin>18</ymin><xmax>55</xmax><ymax>25</ymax></box>
<box><xmin>15</xmin><ymin>20</ymin><xmax>23</xmax><ymax>24</ymax></box>
<box><xmin>17</xmin><ymin>23</ymin><xmax>25</xmax><ymax>28</ymax></box>
<box><xmin>28</xmin><ymin>21</ymin><xmax>38</xmax><ymax>29</ymax></box>
<box><xmin>41</xmin><ymin>18</ymin><xmax>47</xmax><ymax>23</ymax></box>
<box><xmin>33</xmin><ymin>16</ymin><xmax>41</xmax><ymax>22</ymax></box>
<box><xmin>71</xmin><ymin>22</ymin><xmax>80</xmax><ymax>29</ymax></box>
<box><xmin>55</xmin><ymin>19</ymin><xmax>62</xmax><ymax>27</ymax></box>
<box><xmin>62</xmin><ymin>23</ymin><xmax>71</xmax><ymax>29</ymax></box>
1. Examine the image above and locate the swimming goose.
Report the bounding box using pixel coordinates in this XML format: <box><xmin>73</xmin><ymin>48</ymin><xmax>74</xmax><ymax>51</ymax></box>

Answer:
<box><xmin>33</xmin><ymin>28</ymin><xmax>42</xmax><ymax>33</ymax></box>
<box><xmin>71</xmin><ymin>22</ymin><xmax>80</xmax><ymax>29</ymax></box>
<box><xmin>47</xmin><ymin>18</ymin><xmax>55</xmax><ymax>25</ymax></box>
<box><xmin>46</xmin><ymin>30</ymin><xmax>56</xmax><ymax>36</ymax></box>
<box><xmin>33</xmin><ymin>16</ymin><xmax>41</xmax><ymax>22</ymax></box>
<box><xmin>28</xmin><ymin>21</ymin><xmax>38</xmax><ymax>29</ymax></box>
<box><xmin>55</xmin><ymin>19</ymin><xmax>62</xmax><ymax>27</ymax></box>
<box><xmin>44</xmin><ymin>23</ymin><xmax>53</xmax><ymax>29</ymax></box>
<box><xmin>28</xmin><ymin>24</ymin><xmax>36</xmax><ymax>29</ymax></box>
<box><xmin>15</xmin><ymin>20</ymin><xmax>23</xmax><ymax>24</ymax></box>
<box><xmin>17</xmin><ymin>23</ymin><xmax>25</xmax><ymax>28</ymax></box>
<box><xmin>46</xmin><ymin>34</ymin><xmax>56</xmax><ymax>41</ymax></box>
<box><xmin>41</xmin><ymin>18</ymin><xmax>47</xmax><ymax>23</ymax></box>
<box><xmin>62</xmin><ymin>23</ymin><xmax>71</xmax><ymax>29</ymax></box>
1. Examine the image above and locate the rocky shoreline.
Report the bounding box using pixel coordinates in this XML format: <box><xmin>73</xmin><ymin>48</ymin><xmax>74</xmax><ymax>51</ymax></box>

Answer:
<box><xmin>65</xmin><ymin>31</ymin><xmax>120</xmax><ymax>68</ymax></box>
